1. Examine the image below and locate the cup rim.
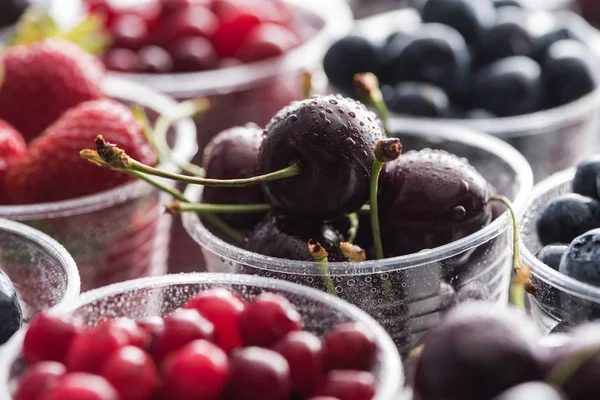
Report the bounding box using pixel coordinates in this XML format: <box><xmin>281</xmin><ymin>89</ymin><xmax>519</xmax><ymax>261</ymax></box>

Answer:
<box><xmin>0</xmin><ymin>75</ymin><xmax>198</xmax><ymax>221</ymax></box>
<box><xmin>182</xmin><ymin>117</ymin><xmax>534</xmax><ymax>275</ymax></box>
<box><xmin>0</xmin><ymin>272</ymin><xmax>403</xmax><ymax>400</ymax></box>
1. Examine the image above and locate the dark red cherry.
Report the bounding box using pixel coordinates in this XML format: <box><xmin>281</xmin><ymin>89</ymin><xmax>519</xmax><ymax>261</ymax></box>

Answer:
<box><xmin>312</xmin><ymin>370</ymin><xmax>376</xmax><ymax>400</ymax></box>
<box><xmin>159</xmin><ymin>5</ymin><xmax>219</xmax><ymax>47</ymax></box>
<box><xmin>378</xmin><ymin>149</ymin><xmax>493</xmax><ymax>256</ymax></box>
<box><xmin>235</xmin><ymin>23</ymin><xmax>299</xmax><ymax>63</ymax></box>
<box><xmin>169</xmin><ymin>36</ymin><xmax>219</xmax><ymax>72</ymax></box>
<box><xmin>103</xmin><ymin>48</ymin><xmax>140</xmax><ymax>73</ymax></box>
<box><xmin>259</xmin><ymin>95</ymin><xmax>386</xmax><ymax>219</ymax></box>
<box><xmin>110</xmin><ymin>13</ymin><xmax>150</xmax><ymax>50</ymax></box>
<box><xmin>323</xmin><ymin>323</ymin><xmax>377</xmax><ymax>371</ymax></box>
<box><xmin>138</xmin><ymin>46</ymin><xmax>174</xmax><ymax>73</ymax></box>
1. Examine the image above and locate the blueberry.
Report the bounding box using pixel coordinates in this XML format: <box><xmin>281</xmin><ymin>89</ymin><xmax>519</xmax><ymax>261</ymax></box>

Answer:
<box><xmin>573</xmin><ymin>155</ymin><xmax>600</xmax><ymax>200</ymax></box>
<box><xmin>323</xmin><ymin>36</ymin><xmax>382</xmax><ymax>93</ymax></box>
<box><xmin>535</xmin><ymin>244</ymin><xmax>568</xmax><ymax>271</ymax></box>
<box><xmin>537</xmin><ymin>193</ymin><xmax>600</xmax><ymax>245</ymax></box>
<box><xmin>472</xmin><ymin>56</ymin><xmax>542</xmax><ymax>117</ymax></box>
<box><xmin>383</xmin><ymin>30</ymin><xmax>411</xmax><ymax>49</ymax></box>
<box><xmin>493</xmin><ymin>0</ymin><xmax>523</xmax><ymax>8</ymax></box>
<box><xmin>421</xmin><ymin>0</ymin><xmax>496</xmax><ymax>47</ymax></box>
<box><xmin>530</xmin><ymin>26</ymin><xmax>585</xmax><ymax>63</ymax></box>
<box><xmin>0</xmin><ymin>269</ymin><xmax>22</xmax><ymax>345</ymax></box>
<box><xmin>385</xmin><ymin>82</ymin><xmax>451</xmax><ymax>117</ymax></box>
<box><xmin>465</xmin><ymin>108</ymin><xmax>496</xmax><ymax>119</ymax></box>
<box><xmin>560</xmin><ymin>228</ymin><xmax>600</xmax><ymax>286</ymax></box>
<box><xmin>477</xmin><ymin>7</ymin><xmax>534</xmax><ymax>64</ymax></box>
<box><xmin>542</xmin><ymin>39</ymin><xmax>599</xmax><ymax>108</ymax></box>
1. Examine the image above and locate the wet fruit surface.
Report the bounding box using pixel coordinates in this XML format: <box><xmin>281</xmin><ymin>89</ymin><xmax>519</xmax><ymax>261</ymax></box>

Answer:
<box><xmin>0</xmin><ymin>269</ymin><xmax>22</xmax><ymax>345</ymax></box>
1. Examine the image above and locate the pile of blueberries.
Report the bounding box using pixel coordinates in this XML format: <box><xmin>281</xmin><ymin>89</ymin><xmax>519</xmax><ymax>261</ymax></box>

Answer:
<box><xmin>324</xmin><ymin>0</ymin><xmax>600</xmax><ymax>119</ymax></box>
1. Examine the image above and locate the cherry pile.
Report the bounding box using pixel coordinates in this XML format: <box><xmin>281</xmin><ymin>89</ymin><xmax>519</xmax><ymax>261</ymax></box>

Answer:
<box><xmin>87</xmin><ymin>0</ymin><xmax>303</xmax><ymax>74</ymax></box>
<box><xmin>12</xmin><ymin>288</ymin><xmax>380</xmax><ymax>400</ymax></box>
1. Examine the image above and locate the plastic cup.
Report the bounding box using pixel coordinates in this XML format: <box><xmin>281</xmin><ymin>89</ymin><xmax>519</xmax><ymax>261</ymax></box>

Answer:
<box><xmin>182</xmin><ymin>118</ymin><xmax>533</xmax><ymax>354</ymax></box>
<box><xmin>0</xmin><ymin>273</ymin><xmax>404</xmax><ymax>400</ymax></box>
<box><xmin>0</xmin><ymin>76</ymin><xmax>197</xmax><ymax>291</ymax></box>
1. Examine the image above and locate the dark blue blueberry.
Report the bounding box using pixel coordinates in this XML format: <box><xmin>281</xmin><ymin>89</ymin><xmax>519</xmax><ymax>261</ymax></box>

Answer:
<box><xmin>477</xmin><ymin>7</ymin><xmax>534</xmax><ymax>64</ymax></box>
<box><xmin>530</xmin><ymin>25</ymin><xmax>586</xmax><ymax>63</ymax></box>
<box><xmin>383</xmin><ymin>30</ymin><xmax>411</xmax><ymax>49</ymax></box>
<box><xmin>465</xmin><ymin>108</ymin><xmax>496</xmax><ymax>119</ymax></box>
<box><xmin>536</xmin><ymin>244</ymin><xmax>569</xmax><ymax>271</ymax></box>
<box><xmin>573</xmin><ymin>155</ymin><xmax>600</xmax><ymax>200</ymax></box>
<box><xmin>472</xmin><ymin>56</ymin><xmax>542</xmax><ymax>117</ymax></box>
<box><xmin>492</xmin><ymin>382</ymin><xmax>565</xmax><ymax>400</ymax></box>
<box><xmin>537</xmin><ymin>193</ymin><xmax>600</xmax><ymax>245</ymax></box>
<box><xmin>421</xmin><ymin>0</ymin><xmax>496</xmax><ymax>47</ymax></box>
<box><xmin>323</xmin><ymin>35</ymin><xmax>382</xmax><ymax>93</ymax></box>
<box><xmin>0</xmin><ymin>269</ymin><xmax>22</xmax><ymax>345</ymax></box>
<box><xmin>385</xmin><ymin>82</ymin><xmax>451</xmax><ymax>117</ymax></box>
<box><xmin>559</xmin><ymin>228</ymin><xmax>600</xmax><ymax>286</ymax></box>
<box><xmin>493</xmin><ymin>0</ymin><xmax>523</xmax><ymax>8</ymax></box>
<box><xmin>542</xmin><ymin>39</ymin><xmax>600</xmax><ymax>108</ymax></box>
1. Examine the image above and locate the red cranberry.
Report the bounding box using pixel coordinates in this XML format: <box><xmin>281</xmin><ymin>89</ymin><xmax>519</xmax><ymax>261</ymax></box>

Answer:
<box><xmin>169</xmin><ymin>37</ymin><xmax>219</xmax><ymax>72</ymax></box>
<box><xmin>100</xmin><ymin>346</ymin><xmax>159</xmax><ymax>400</ymax></box>
<box><xmin>161</xmin><ymin>0</ymin><xmax>212</xmax><ymax>17</ymax></box>
<box><xmin>324</xmin><ymin>323</ymin><xmax>378</xmax><ymax>371</ymax></box>
<box><xmin>87</xmin><ymin>0</ymin><xmax>118</xmax><ymax>26</ymax></box>
<box><xmin>103</xmin><ymin>48</ymin><xmax>140</xmax><ymax>73</ymax></box>
<box><xmin>110</xmin><ymin>14</ymin><xmax>150</xmax><ymax>50</ymax></box>
<box><xmin>22</xmin><ymin>314</ymin><xmax>81</xmax><ymax>364</ymax></box>
<box><xmin>211</xmin><ymin>12</ymin><xmax>261</xmax><ymax>58</ymax></box>
<box><xmin>312</xmin><ymin>370</ymin><xmax>377</xmax><ymax>400</ymax></box>
<box><xmin>136</xmin><ymin>316</ymin><xmax>164</xmax><ymax>342</ymax></box>
<box><xmin>161</xmin><ymin>339</ymin><xmax>229</xmax><ymax>400</ymax></box>
<box><xmin>14</xmin><ymin>361</ymin><xmax>66</xmax><ymax>400</ymax></box>
<box><xmin>212</xmin><ymin>0</ymin><xmax>290</xmax><ymax>25</ymax></box>
<box><xmin>226</xmin><ymin>347</ymin><xmax>292</xmax><ymax>400</ymax></box>
<box><xmin>182</xmin><ymin>288</ymin><xmax>246</xmax><ymax>351</ymax></box>
<box><xmin>65</xmin><ymin>325</ymin><xmax>129</xmax><ymax>373</ymax></box>
<box><xmin>272</xmin><ymin>331</ymin><xmax>325</xmax><ymax>395</ymax></box>
<box><xmin>151</xmin><ymin>308</ymin><xmax>214</xmax><ymax>363</ymax></box>
<box><xmin>43</xmin><ymin>373</ymin><xmax>119</xmax><ymax>400</ymax></box>
<box><xmin>236</xmin><ymin>23</ymin><xmax>299</xmax><ymax>63</ymax></box>
<box><xmin>160</xmin><ymin>6</ymin><xmax>219</xmax><ymax>47</ymax></box>
<box><xmin>138</xmin><ymin>45</ymin><xmax>174</xmax><ymax>73</ymax></box>
<box><xmin>238</xmin><ymin>293</ymin><xmax>303</xmax><ymax>347</ymax></box>
<box><xmin>101</xmin><ymin>317</ymin><xmax>149</xmax><ymax>349</ymax></box>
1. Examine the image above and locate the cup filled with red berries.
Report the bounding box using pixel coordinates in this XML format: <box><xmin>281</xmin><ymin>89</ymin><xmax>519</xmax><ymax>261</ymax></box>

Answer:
<box><xmin>0</xmin><ymin>273</ymin><xmax>403</xmax><ymax>400</ymax></box>
<box><xmin>0</xmin><ymin>218</ymin><xmax>80</xmax><ymax>348</ymax></box>
<box><xmin>323</xmin><ymin>0</ymin><xmax>600</xmax><ymax>181</ymax></box>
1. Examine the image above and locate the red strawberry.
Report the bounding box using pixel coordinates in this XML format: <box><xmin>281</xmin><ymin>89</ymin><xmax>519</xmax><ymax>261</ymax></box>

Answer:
<box><xmin>4</xmin><ymin>99</ymin><xmax>156</xmax><ymax>204</ymax></box>
<box><xmin>0</xmin><ymin>39</ymin><xmax>106</xmax><ymax>142</ymax></box>
<box><xmin>0</xmin><ymin>120</ymin><xmax>26</xmax><ymax>204</ymax></box>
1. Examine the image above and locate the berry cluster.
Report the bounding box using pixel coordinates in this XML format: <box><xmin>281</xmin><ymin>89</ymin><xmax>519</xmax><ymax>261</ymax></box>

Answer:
<box><xmin>13</xmin><ymin>288</ymin><xmax>379</xmax><ymax>400</ymax></box>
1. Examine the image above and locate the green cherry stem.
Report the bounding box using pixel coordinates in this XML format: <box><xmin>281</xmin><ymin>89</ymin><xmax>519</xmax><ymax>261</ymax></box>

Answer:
<box><xmin>165</xmin><ymin>201</ymin><xmax>271</xmax><ymax>215</ymax></box>
<box><xmin>354</xmin><ymin>73</ymin><xmax>391</xmax><ymax>136</ymax></box>
<box><xmin>347</xmin><ymin>212</ymin><xmax>359</xmax><ymax>244</ymax></box>
<box><xmin>308</xmin><ymin>241</ymin><xmax>338</xmax><ymax>297</ymax></box>
<box><xmin>202</xmin><ymin>214</ymin><xmax>245</xmax><ymax>242</ymax></box>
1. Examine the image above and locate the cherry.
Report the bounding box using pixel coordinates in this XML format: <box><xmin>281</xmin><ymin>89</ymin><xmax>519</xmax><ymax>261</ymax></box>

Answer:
<box><xmin>22</xmin><ymin>314</ymin><xmax>81</xmax><ymax>364</ymax></box>
<box><xmin>212</xmin><ymin>0</ymin><xmax>291</xmax><ymax>25</ymax></box>
<box><xmin>273</xmin><ymin>331</ymin><xmax>325</xmax><ymax>395</ymax></box>
<box><xmin>138</xmin><ymin>45</ymin><xmax>174</xmax><ymax>73</ymax></box>
<box><xmin>211</xmin><ymin>11</ymin><xmax>262</xmax><ymax>58</ymax></box>
<box><xmin>161</xmin><ymin>0</ymin><xmax>213</xmax><ymax>17</ymax></box>
<box><xmin>87</xmin><ymin>0</ymin><xmax>119</xmax><ymax>26</ymax></box>
<box><xmin>65</xmin><ymin>324</ymin><xmax>129</xmax><ymax>373</ymax></box>
<box><xmin>238</xmin><ymin>292</ymin><xmax>302</xmax><ymax>347</ymax></box>
<box><xmin>169</xmin><ymin>37</ymin><xmax>219</xmax><ymax>72</ymax></box>
<box><xmin>102</xmin><ymin>48</ymin><xmax>140</xmax><ymax>73</ymax></box>
<box><xmin>312</xmin><ymin>370</ymin><xmax>376</xmax><ymax>400</ymax></box>
<box><xmin>151</xmin><ymin>308</ymin><xmax>214</xmax><ymax>363</ymax></box>
<box><xmin>14</xmin><ymin>361</ymin><xmax>66</xmax><ymax>400</ymax></box>
<box><xmin>136</xmin><ymin>316</ymin><xmax>164</xmax><ymax>348</ymax></box>
<box><xmin>378</xmin><ymin>149</ymin><xmax>493</xmax><ymax>256</ymax></box>
<box><xmin>259</xmin><ymin>95</ymin><xmax>386</xmax><ymax>219</ymax></box>
<box><xmin>101</xmin><ymin>317</ymin><xmax>150</xmax><ymax>349</ymax></box>
<box><xmin>161</xmin><ymin>339</ymin><xmax>229</xmax><ymax>400</ymax></box>
<box><xmin>226</xmin><ymin>347</ymin><xmax>292</xmax><ymax>400</ymax></box>
<box><xmin>159</xmin><ymin>6</ymin><xmax>219</xmax><ymax>47</ymax></box>
<box><xmin>100</xmin><ymin>346</ymin><xmax>158</xmax><ymax>400</ymax></box>
<box><xmin>182</xmin><ymin>288</ymin><xmax>246</xmax><ymax>351</ymax></box>
<box><xmin>110</xmin><ymin>14</ymin><xmax>150</xmax><ymax>50</ymax></box>
<box><xmin>235</xmin><ymin>23</ymin><xmax>299</xmax><ymax>63</ymax></box>
<box><xmin>42</xmin><ymin>373</ymin><xmax>119</xmax><ymax>400</ymax></box>
<box><xmin>323</xmin><ymin>323</ymin><xmax>377</xmax><ymax>371</ymax></box>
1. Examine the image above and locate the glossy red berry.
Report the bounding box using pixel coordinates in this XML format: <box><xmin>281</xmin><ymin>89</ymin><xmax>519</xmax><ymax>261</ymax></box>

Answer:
<box><xmin>238</xmin><ymin>292</ymin><xmax>303</xmax><ymax>347</ymax></box>
<box><xmin>87</xmin><ymin>0</ymin><xmax>118</xmax><ymax>26</ymax></box>
<box><xmin>14</xmin><ymin>361</ymin><xmax>66</xmax><ymax>400</ymax></box>
<box><xmin>169</xmin><ymin>36</ymin><xmax>219</xmax><ymax>72</ymax></box>
<box><xmin>138</xmin><ymin>45</ymin><xmax>174</xmax><ymax>73</ymax></box>
<box><xmin>42</xmin><ymin>373</ymin><xmax>119</xmax><ymax>400</ymax></box>
<box><xmin>100</xmin><ymin>346</ymin><xmax>159</xmax><ymax>400</ymax></box>
<box><xmin>103</xmin><ymin>48</ymin><xmax>140</xmax><ymax>72</ymax></box>
<box><xmin>22</xmin><ymin>314</ymin><xmax>81</xmax><ymax>364</ymax></box>
<box><xmin>211</xmin><ymin>12</ymin><xmax>261</xmax><ymax>58</ymax></box>
<box><xmin>65</xmin><ymin>325</ymin><xmax>129</xmax><ymax>373</ymax></box>
<box><xmin>160</xmin><ymin>6</ymin><xmax>219</xmax><ymax>47</ymax></box>
<box><xmin>161</xmin><ymin>339</ymin><xmax>229</xmax><ymax>400</ymax></box>
<box><xmin>182</xmin><ymin>288</ymin><xmax>246</xmax><ymax>351</ymax></box>
<box><xmin>324</xmin><ymin>323</ymin><xmax>378</xmax><ymax>371</ymax></box>
<box><xmin>101</xmin><ymin>317</ymin><xmax>149</xmax><ymax>349</ymax></box>
<box><xmin>136</xmin><ymin>316</ymin><xmax>164</xmax><ymax>342</ymax></box>
<box><xmin>151</xmin><ymin>308</ymin><xmax>214</xmax><ymax>363</ymax></box>
<box><xmin>160</xmin><ymin>0</ymin><xmax>212</xmax><ymax>17</ymax></box>
<box><xmin>273</xmin><ymin>331</ymin><xmax>325</xmax><ymax>394</ymax></box>
<box><xmin>226</xmin><ymin>347</ymin><xmax>292</xmax><ymax>400</ymax></box>
<box><xmin>312</xmin><ymin>370</ymin><xmax>377</xmax><ymax>400</ymax></box>
<box><xmin>110</xmin><ymin>14</ymin><xmax>150</xmax><ymax>50</ymax></box>
<box><xmin>236</xmin><ymin>23</ymin><xmax>299</xmax><ymax>63</ymax></box>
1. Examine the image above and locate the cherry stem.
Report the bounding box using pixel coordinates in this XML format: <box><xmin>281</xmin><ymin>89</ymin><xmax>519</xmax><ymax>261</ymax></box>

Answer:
<box><xmin>545</xmin><ymin>344</ymin><xmax>600</xmax><ymax>388</ymax></box>
<box><xmin>347</xmin><ymin>213</ymin><xmax>359</xmax><ymax>244</ymax></box>
<box><xmin>308</xmin><ymin>241</ymin><xmax>338</xmax><ymax>296</ymax></box>
<box><xmin>202</xmin><ymin>214</ymin><xmax>245</xmax><ymax>242</ymax></box>
<box><xmin>301</xmin><ymin>71</ymin><xmax>313</xmax><ymax>99</ymax></box>
<box><xmin>340</xmin><ymin>242</ymin><xmax>366</xmax><ymax>262</ymax></box>
<box><xmin>165</xmin><ymin>201</ymin><xmax>271</xmax><ymax>215</ymax></box>
<box><xmin>354</xmin><ymin>73</ymin><xmax>391</xmax><ymax>136</ymax></box>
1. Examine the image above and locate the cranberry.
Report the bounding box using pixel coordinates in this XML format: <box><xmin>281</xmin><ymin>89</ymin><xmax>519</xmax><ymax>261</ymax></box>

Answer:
<box><xmin>211</xmin><ymin>12</ymin><xmax>262</xmax><ymax>58</ymax></box>
<box><xmin>136</xmin><ymin>316</ymin><xmax>164</xmax><ymax>343</ymax></box>
<box><xmin>162</xmin><ymin>339</ymin><xmax>229</xmax><ymax>400</ymax></box>
<box><xmin>43</xmin><ymin>373</ymin><xmax>119</xmax><ymax>400</ymax></box>
<box><xmin>169</xmin><ymin>37</ymin><xmax>219</xmax><ymax>72</ymax></box>
<box><xmin>236</xmin><ymin>23</ymin><xmax>299</xmax><ymax>63</ymax></box>
<box><xmin>151</xmin><ymin>308</ymin><xmax>214</xmax><ymax>363</ymax></box>
<box><xmin>312</xmin><ymin>370</ymin><xmax>377</xmax><ymax>400</ymax></box>
<box><xmin>182</xmin><ymin>288</ymin><xmax>246</xmax><ymax>351</ymax></box>
<box><xmin>101</xmin><ymin>317</ymin><xmax>149</xmax><ymax>349</ymax></box>
<box><xmin>87</xmin><ymin>0</ymin><xmax>118</xmax><ymax>26</ymax></box>
<box><xmin>14</xmin><ymin>361</ymin><xmax>66</xmax><ymax>400</ymax></box>
<box><xmin>212</xmin><ymin>0</ymin><xmax>290</xmax><ymax>25</ymax></box>
<box><xmin>226</xmin><ymin>347</ymin><xmax>292</xmax><ymax>400</ymax></box>
<box><xmin>272</xmin><ymin>331</ymin><xmax>325</xmax><ymax>394</ymax></box>
<box><xmin>65</xmin><ymin>325</ymin><xmax>129</xmax><ymax>373</ymax></box>
<box><xmin>22</xmin><ymin>314</ymin><xmax>81</xmax><ymax>364</ymax></box>
<box><xmin>103</xmin><ymin>48</ymin><xmax>140</xmax><ymax>73</ymax></box>
<box><xmin>100</xmin><ymin>346</ymin><xmax>158</xmax><ymax>400</ymax></box>
<box><xmin>110</xmin><ymin>14</ymin><xmax>150</xmax><ymax>50</ymax></box>
<box><xmin>161</xmin><ymin>0</ymin><xmax>212</xmax><ymax>17</ymax></box>
<box><xmin>324</xmin><ymin>323</ymin><xmax>378</xmax><ymax>371</ymax></box>
<box><xmin>138</xmin><ymin>45</ymin><xmax>174</xmax><ymax>73</ymax></box>
<box><xmin>238</xmin><ymin>293</ymin><xmax>303</xmax><ymax>347</ymax></box>
<box><xmin>160</xmin><ymin>6</ymin><xmax>219</xmax><ymax>47</ymax></box>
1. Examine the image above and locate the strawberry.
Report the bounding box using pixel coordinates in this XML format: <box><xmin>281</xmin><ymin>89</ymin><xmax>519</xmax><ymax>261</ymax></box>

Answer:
<box><xmin>0</xmin><ymin>120</ymin><xmax>26</xmax><ymax>204</ymax></box>
<box><xmin>4</xmin><ymin>99</ymin><xmax>156</xmax><ymax>204</ymax></box>
<box><xmin>0</xmin><ymin>39</ymin><xmax>106</xmax><ymax>142</ymax></box>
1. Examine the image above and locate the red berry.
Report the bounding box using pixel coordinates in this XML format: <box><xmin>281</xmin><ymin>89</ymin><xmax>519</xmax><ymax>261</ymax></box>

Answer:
<box><xmin>312</xmin><ymin>370</ymin><xmax>377</xmax><ymax>400</ymax></box>
<box><xmin>324</xmin><ymin>323</ymin><xmax>378</xmax><ymax>371</ymax></box>
<box><xmin>136</xmin><ymin>316</ymin><xmax>164</xmax><ymax>342</ymax></box>
<box><xmin>110</xmin><ymin>14</ymin><xmax>150</xmax><ymax>50</ymax></box>
<box><xmin>43</xmin><ymin>372</ymin><xmax>119</xmax><ymax>400</ymax></box>
<box><xmin>161</xmin><ymin>0</ymin><xmax>212</xmax><ymax>17</ymax></box>
<box><xmin>22</xmin><ymin>314</ymin><xmax>81</xmax><ymax>364</ymax></box>
<box><xmin>100</xmin><ymin>346</ymin><xmax>159</xmax><ymax>400</ymax></box>
<box><xmin>212</xmin><ymin>0</ymin><xmax>291</xmax><ymax>25</ymax></box>
<box><xmin>103</xmin><ymin>48</ymin><xmax>140</xmax><ymax>72</ymax></box>
<box><xmin>162</xmin><ymin>339</ymin><xmax>229</xmax><ymax>400</ymax></box>
<box><xmin>0</xmin><ymin>120</ymin><xmax>25</xmax><ymax>204</ymax></box>
<box><xmin>65</xmin><ymin>325</ymin><xmax>129</xmax><ymax>373</ymax></box>
<box><xmin>211</xmin><ymin>12</ymin><xmax>261</xmax><ymax>58</ymax></box>
<box><xmin>182</xmin><ymin>288</ymin><xmax>246</xmax><ymax>351</ymax></box>
<box><xmin>87</xmin><ymin>0</ymin><xmax>118</xmax><ymax>26</ymax></box>
<box><xmin>226</xmin><ymin>347</ymin><xmax>292</xmax><ymax>400</ymax></box>
<box><xmin>151</xmin><ymin>308</ymin><xmax>214</xmax><ymax>363</ymax></box>
<box><xmin>138</xmin><ymin>45</ymin><xmax>174</xmax><ymax>73</ymax></box>
<box><xmin>273</xmin><ymin>331</ymin><xmax>325</xmax><ymax>394</ymax></box>
<box><xmin>14</xmin><ymin>361</ymin><xmax>66</xmax><ymax>400</ymax></box>
<box><xmin>236</xmin><ymin>23</ymin><xmax>299</xmax><ymax>63</ymax></box>
<box><xmin>101</xmin><ymin>318</ymin><xmax>150</xmax><ymax>349</ymax></box>
<box><xmin>169</xmin><ymin>37</ymin><xmax>219</xmax><ymax>72</ymax></box>
<box><xmin>160</xmin><ymin>6</ymin><xmax>219</xmax><ymax>47</ymax></box>
<box><xmin>239</xmin><ymin>293</ymin><xmax>302</xmax><ymax>347</ymax></box>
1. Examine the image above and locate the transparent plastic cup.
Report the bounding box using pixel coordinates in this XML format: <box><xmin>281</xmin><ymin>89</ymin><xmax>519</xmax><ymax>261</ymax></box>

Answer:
<box><xmin>0</xmin><ymin>273</ymin><xmax>404</xmax><ymax>400</ymax></box>
<box><xmin>0</xmin><ymin>76</ymin><xmax>197</xmax><ymax>291</ymax></box>
<box><xmin>182</xmin><ymin>118</ymin><xmax>534</xmax><ymax>354</ymax></box>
